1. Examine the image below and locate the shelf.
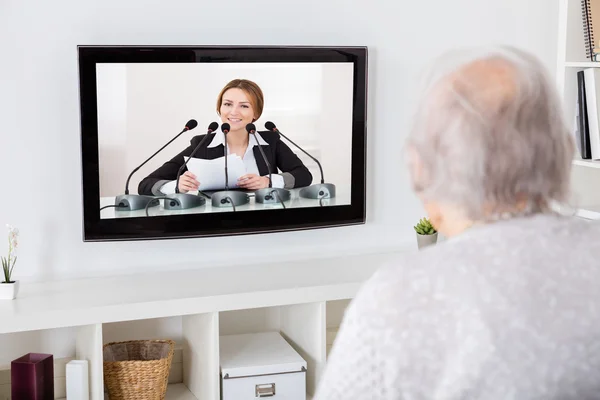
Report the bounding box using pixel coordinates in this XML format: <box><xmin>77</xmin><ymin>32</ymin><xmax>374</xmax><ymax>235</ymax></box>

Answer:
<box><xmin>0</xmin><ymin>253</ymin><xmax>390</xmax><ymax>400</ymax></box>
<box><xmin>93</xmin><ymin>384</ymin><xmax>199</xmax><ymax>400</ymax></box>
<box><xmin>56</xmin><ymin>380</ymin><xmax>316</xmax><ymax>400</ymax></box>
<box><xmin>64</xmin><ymin>382</ymin><xmax>315</xmax><ymax>400</ymax></box>
<box><xmin>165</xmin><ymin>383</ymin><xmax>198</xmax><ymax>400</ymax></box>
<box><xmin>572</xmin><ymin>159</ymin><xmax>600</xmax><ymax>168</ymax></box>
<box><xmin>576</xmin><ymin>207</ymin><xmax>600</xmax><ymax>220</ymax></box>
<box><xmin>564</xmin><ymin>61</ymin><xmax>600</xmax><ymax>68</ymax></box>
<box><xmin>0</xmin><ymin>250</ymin><xmax>404</xmax><ymax>335</ymax></box>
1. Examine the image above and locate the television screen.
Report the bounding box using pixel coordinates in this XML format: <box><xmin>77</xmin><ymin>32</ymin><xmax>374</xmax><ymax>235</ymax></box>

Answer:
<box><xmin>78</xmin><ymin>46</ymin><xmax>367</xmax><ymax>241</ymax></box>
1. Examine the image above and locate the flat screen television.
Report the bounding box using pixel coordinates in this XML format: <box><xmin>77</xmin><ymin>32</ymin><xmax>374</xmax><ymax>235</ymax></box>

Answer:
<box><xmin>78</xmin><ymin>45</ymin><xmax>368</xmax><ymax>241</ymax></box>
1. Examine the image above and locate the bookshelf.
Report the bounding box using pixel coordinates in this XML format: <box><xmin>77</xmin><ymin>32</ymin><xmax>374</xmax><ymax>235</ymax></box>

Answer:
<box><xmin>572</xmin><ymin>159</ymin><xmax>600</xmax><ymax>167</ymax></box>
<box><xmin>565</xmin><ymin>61</ymin><xmax>600</xmax><ymax>67</ymax></box>
<box><xmin>557</xmin><ymin>0</ymin><xmax>600</xmax><ymax>220</ymax></box>
<box><xmin>0</xmin><ymin>251</ymin><xmax>403</xmax><ymax>399</ymax></box>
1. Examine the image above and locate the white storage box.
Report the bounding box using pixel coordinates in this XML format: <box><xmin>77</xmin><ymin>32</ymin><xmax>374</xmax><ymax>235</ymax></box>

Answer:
<box><xmin>220</xmin><ymin>332</ymin><xmax>307</xmax><ymax>399</ymax></box>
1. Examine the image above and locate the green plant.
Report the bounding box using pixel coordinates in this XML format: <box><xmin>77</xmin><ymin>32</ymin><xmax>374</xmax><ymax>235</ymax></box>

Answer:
<box><xmin>1</xmin><ymin>224</ymin><xmax>18</xmax><ymax>283</ymax></box>
<box><xmin>414</xmin><ymin>217</ymin><xmax>437</xmax><ymax>235</ymax></box>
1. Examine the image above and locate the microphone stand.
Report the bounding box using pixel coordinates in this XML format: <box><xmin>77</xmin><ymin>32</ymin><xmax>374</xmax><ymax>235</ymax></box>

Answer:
<box><xmin>114</xmin><ymin>120</ymin><xmax>198</xmax><ymax>211</ymax></box>
<box><xmin>248</xmin><ymin>127</ymin><xmax>290</xmax><ymax>206</ymax></box>
<box><xmin>266</xmin><ymin>123</ymin><xmax>336</xmax><ymax>201</ymax></box>
<box><xmin>211</xmin><ymin>126</ymin><xmax>250</xmax><ymax>209</ymax></box>
<box><xmin>164</xmin><ymin>123</ymin><xmax>219</xmax><ymax>210</ymax></box>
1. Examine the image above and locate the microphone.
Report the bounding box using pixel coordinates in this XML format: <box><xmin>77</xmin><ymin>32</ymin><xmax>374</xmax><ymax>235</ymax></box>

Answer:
<box><xmin>264</xmin><ymin>121</ymin><xmax>336</xmax><ymax>201</ymax></box>
<box><xmin>246</xmin><ymin>123</ymin><xmax>290</xmax><ymax>206</ymax></box>
<box><xmin>162</xmin><ymin>121</ymin><xmax>220</xmax><ymax>210</ymax></box>
<box><xmin>223</xmin><ymin>123</ymin><xmax>230</xmax><ymax>191</ymax></box>
<box><xmin>211</xmin><ymin>123</ymin><xmax>250</xmax><ymax>209</ymax></box>
<box><xmin>113</xmin><ymin>119</ymin><xmax>198</xmax><ymax>211</ymax></box>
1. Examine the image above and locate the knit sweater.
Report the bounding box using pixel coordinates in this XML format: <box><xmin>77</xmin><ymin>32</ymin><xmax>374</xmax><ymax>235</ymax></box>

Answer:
<box><xmin>314</xmin><ymin>214</ymin><xmax>600</xmax><ymax>400</ymax></box>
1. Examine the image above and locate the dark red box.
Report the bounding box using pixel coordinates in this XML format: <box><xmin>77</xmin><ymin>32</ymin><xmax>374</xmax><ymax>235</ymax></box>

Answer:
<box><xmin>11</xmin><ymin>353</ymin><xmax>54</xmax><ymax>400</ymax></box>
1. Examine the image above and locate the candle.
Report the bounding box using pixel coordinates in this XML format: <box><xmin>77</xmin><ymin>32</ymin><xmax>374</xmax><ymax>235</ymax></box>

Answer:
<box><xmin>11</xmin><ymin>353</ymin><xmax>54</xmax><ymax>400</ymax></box>
<box><xmin>66</xmin><ymin>360</ymin><xmax>89</xmax><ymax>400</ymax></box>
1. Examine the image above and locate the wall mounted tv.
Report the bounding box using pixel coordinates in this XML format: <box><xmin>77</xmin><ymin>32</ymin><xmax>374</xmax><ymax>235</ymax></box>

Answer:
<box><xmin>78</xmin><ymin>45</ymin><xmax>368</xmax><ymax>241</ymax></box>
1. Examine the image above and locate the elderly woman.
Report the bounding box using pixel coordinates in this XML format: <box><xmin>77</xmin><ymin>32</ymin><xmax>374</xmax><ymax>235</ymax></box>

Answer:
<box><xmin>313</xmin><ymin>46</ymin><xmax>600</xmax><ymax>399</ymax></box>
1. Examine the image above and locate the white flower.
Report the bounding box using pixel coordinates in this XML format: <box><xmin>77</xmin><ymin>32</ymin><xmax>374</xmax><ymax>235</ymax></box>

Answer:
<box><xmin>2</xmin><ymin>224</ymin><xmax>18</xmax><ymax>283</ymax></box>
<box><xmin>10</xmin><ymin>233</ymin><xmax>18</xmax><ymax>248</ymax></box>
<box><xmin>6</xmin><ymin>224</ymin><xmax>18</xmax><ymax>254</ymax></box>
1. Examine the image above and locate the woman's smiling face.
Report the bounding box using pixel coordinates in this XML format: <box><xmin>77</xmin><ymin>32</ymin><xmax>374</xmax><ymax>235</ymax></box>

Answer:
<box><xmin>219</xmin><ymin>88</ymin><xmax>256</xmax><ymax>132</ymax></box>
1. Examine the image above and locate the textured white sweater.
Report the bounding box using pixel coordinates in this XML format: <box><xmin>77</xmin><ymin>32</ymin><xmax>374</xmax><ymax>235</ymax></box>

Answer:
<box><xmin>314</xmin><ymin>214</ymin><xmax>600</xmax><ymax>400</ymax></box>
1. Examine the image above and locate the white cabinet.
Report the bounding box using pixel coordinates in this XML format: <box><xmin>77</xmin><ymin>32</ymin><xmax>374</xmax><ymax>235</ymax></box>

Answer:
<box><xmin>0</xmin><ymin>252</ymin><xmax>404</xmax><ymax>399</ymax></box>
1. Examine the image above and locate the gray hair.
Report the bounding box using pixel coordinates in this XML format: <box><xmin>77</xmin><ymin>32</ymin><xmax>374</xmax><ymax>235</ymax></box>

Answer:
<box><xmin>405</xmin><ymin>45</ymin><xmax>574</xmax><ymax>221</ymax></box>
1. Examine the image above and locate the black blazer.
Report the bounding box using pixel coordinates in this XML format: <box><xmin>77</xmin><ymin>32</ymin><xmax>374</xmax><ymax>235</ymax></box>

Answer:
<box><xmin>138</xmin><ymin>130</ymin><xmax>313</xmax><ymax>195</ymax></box>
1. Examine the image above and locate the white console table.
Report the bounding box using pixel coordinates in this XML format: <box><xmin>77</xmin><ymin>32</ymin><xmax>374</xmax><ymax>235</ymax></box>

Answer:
<box><xmin>0</xmin><ymin>250</ymin><xmax>404</xmax><ymax>400</ymax></box>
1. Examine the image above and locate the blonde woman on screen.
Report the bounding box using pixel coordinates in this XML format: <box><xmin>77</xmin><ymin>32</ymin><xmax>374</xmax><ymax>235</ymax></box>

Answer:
<box><xmin>314</xmin><ymin>46</ymin><xmax>600</xmax><ymax>399</ymax></box>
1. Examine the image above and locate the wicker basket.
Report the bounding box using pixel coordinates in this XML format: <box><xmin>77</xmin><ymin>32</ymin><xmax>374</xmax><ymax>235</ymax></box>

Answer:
<box><xmin>103</xmin><ymin>339</ymin><xmax>175</xmax><ymax>400</ymax></box>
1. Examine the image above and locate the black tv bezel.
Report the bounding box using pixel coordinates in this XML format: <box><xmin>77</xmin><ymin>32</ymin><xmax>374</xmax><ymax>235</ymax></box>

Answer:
<box><xmin>78</xmin><ymin>45</ymin><xmax>368</xmax><ymax>241</ymax></box>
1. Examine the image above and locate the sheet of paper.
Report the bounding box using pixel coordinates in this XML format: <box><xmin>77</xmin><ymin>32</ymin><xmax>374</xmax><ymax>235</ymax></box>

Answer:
<box><xmin>184</xmin><ymin>155</ymin><xmax>247</xmax><ymax>191</ymax></box>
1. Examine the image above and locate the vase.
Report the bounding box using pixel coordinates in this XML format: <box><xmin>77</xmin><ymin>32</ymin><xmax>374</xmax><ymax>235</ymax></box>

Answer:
<box><xmin>0</xmin><ymin>280</ymin><xmax>19</xmax><ymax>300</ymax></box>
<box><xmin>11</xmin><ymin>353</ymin><xmax>54</xmax><ymax>400</ymax></box>
<box><xmin>416</xmin><ymin>233</ymin><xmax>438</xmax><ymax>249</ymax></box>
<box><xmin>66</xmin><ymin>360</ymin><xmax>89</xmax><ymax>400</ymax></box>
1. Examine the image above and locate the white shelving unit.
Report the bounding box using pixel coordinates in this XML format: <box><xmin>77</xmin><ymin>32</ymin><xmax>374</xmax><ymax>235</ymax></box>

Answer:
<box><xmin>572</xmin><ymin>159</ymin><xmax>600</xmax><ymax>167</ymax></box>
<box><xmin>558</xmin><ymin>0</ymin><xmax>600</xmax><ymax>220</ymax></box>
<box><xmin>565</xmin><ymin>61</ymin><xmax>600</xmax><ymax>67</ymax></box>
<box><xmin>0</xmin><ymin>251</ymin><xmax>401</xmax><ymax>399</ymax></box>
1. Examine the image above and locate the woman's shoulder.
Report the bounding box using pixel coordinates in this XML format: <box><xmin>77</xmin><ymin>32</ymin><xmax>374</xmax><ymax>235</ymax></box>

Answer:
<box><xmin>340</xmin><ymin>250</ymin><xmax>454</xmax><ymax>334</ymax></box>
<box><xmin>256</xmin><ymin>130</ymin><xmax>281</xmax><ymax>144</ymax></box>
<box><xmin>362</xmin><ymin>214</ymin><xmax>600</xmax><ymax>302</ymax></box>
<box><xmin>190</xmin><ymin>133</ymin><xmax>216</xmax><ymax>147</ymax></box>
<box><xmin>356</xmin><ymin>240</ymin><xmax>485</xmax><ymax>306</ymax></box>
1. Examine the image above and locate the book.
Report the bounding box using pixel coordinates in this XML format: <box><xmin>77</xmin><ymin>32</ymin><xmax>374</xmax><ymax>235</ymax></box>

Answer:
<box><xmin>577</xmin><ymin>70</ymin><xmax>592</xmax><ymax>159</ymax></box>
<box><xmin>583</xmin><ymin>0</ymin><xmax>596</xmax><ymax>60</ymax></box>
<box><xmin>575</xmin><ymin>97</ymin><xmax>581</xmax><ymax>156</ymax></box>
<box><xmin>582</xmin><ymin>0</ymin><xmax>600</xmax><ymax>60</ymax></box>
<box><xmin>583</xmin><ymin>68</ymin><xmax>600</xmax><ymax>159</ymax></box>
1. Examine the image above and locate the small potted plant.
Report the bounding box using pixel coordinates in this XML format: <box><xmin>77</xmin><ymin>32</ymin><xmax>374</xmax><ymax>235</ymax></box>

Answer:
<box><xmin>414</xmin><ymin>217</ymin><xmax>438</xmax><ymax>249</ymax></box>
<box><xmin>1</xmin><ymin>224</ymin><xmax>19</xmax><ymax>300</ymax></box>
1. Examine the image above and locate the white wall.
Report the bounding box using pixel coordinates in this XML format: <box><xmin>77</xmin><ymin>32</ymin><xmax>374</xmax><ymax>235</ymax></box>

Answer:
<box><xmin>97</xmin><ymin>63</ymin><xmax>353</xmax><ymax>198</ymax></box>
<box><xmin>0</xmin><ymin>0</ymin><xmax>559</xmax><ymax>283</ymax></box>
<box><xmin>0</xmin><ymin>0</ymin><xmax>558</xmax><ymax>363</ymax></box>
<box><xmin>97</xmin><ymin>64</ymin><xmax>128</xmax><ymax>197</ymax></box>
<box><xmin>0</xmin><ymin>328</ymin><xmax>76</xmax><ymax>369</ymax></box>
